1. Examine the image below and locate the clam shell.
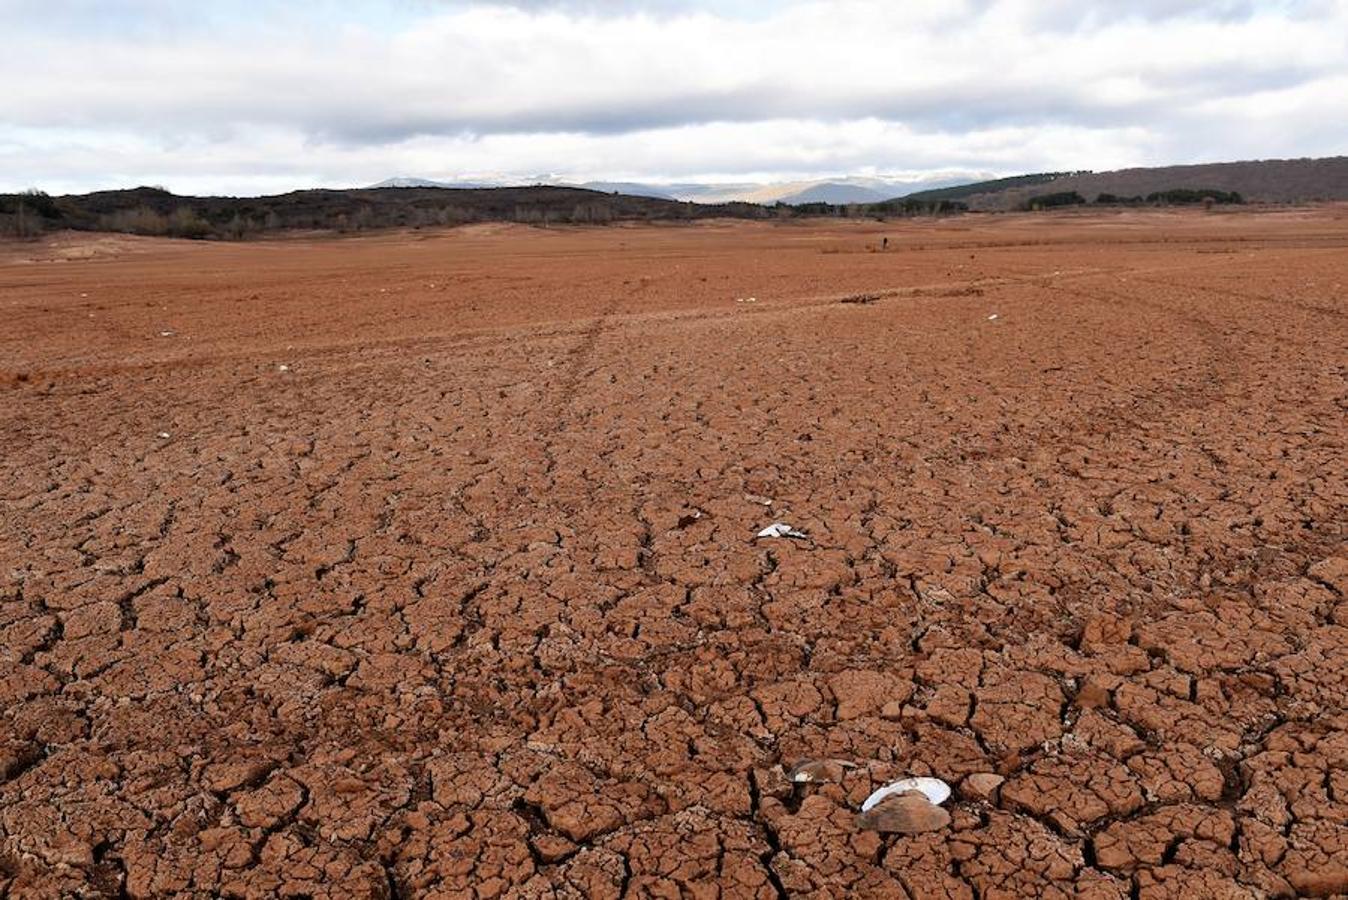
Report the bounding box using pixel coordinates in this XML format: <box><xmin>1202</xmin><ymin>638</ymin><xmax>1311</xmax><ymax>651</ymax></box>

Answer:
<box><xmin>861</xmin><ymin>776</ymin><xmax>951</xmax><ymax>812</ymax></box>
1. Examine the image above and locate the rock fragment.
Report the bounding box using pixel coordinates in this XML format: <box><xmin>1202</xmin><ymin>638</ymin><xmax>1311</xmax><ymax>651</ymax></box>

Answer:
<box><xmin>530</xmin><ymin>833</ymin><xmax>578</xmax><ymax>863</ymax></box>
<box><xmin>960</xmin><ymin>772</ymin><xmax>1004</xmax><ymax>803</ymax></box>
<box><xmin>857</xmin><ymin>792</ymin><xmax>951</xmax><ymax>835</ymax></box>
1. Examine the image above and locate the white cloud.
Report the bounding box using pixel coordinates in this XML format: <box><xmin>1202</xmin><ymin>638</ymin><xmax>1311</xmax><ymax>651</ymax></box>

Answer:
<box><xmin>3</xmin><ymin>0</ymin><xmax>1346</xmax><ymax>194</ymax></box>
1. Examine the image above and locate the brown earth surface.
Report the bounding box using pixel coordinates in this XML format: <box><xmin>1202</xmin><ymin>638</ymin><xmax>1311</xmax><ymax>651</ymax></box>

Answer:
<box><xmin>2</xmin><ymin>207</ymin><xmax>1347</xmax><ymax>898</ymax></box>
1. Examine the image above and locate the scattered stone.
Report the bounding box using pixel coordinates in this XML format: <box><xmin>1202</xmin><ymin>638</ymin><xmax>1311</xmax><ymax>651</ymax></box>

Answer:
<box><xmin>674</xmin><ymin>509</ymin><xmax>703</xmax><ymax>529</ymax></box>
<box><xmin>788</xmin><ymin>758</ymin><xmax>856</xmax><ymax>784</ymax></box>
<box><xmin>960</xmin><ymin>772</ymin><xmax>1004</xmax><ymax>803</ymax></box>
<box><xmin>857</xmin><ymin>791</ymin><xmax>951</xmax><ymax>835</ymax></box>
<box><xmin>530</xmin><ymin>833</ymin><xmax>578</xmax><ymax>863</ymax></box>
<box><xmin>1074</xmin><ymin>676</ymin><xmax>1113</xmax><ymax>709</ymax></box>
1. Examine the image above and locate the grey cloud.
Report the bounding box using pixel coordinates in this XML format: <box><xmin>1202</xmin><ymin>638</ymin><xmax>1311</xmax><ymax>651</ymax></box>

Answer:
<box><xmin>3</xmin><ymin>0</ymin><xmax>1345</xmax><ymax>194</ymax></box>
<box><xmin>12</xmin><ymin>56</ymin><xmax>1330</xmax><ymax>149</ymax></box>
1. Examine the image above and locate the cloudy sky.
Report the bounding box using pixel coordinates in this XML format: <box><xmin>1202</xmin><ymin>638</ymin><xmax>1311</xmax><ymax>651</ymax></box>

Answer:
<box><xmin>4</xmin><ymin>0</ymin><xmax>1347</xmax><ymax>195</ymax></box>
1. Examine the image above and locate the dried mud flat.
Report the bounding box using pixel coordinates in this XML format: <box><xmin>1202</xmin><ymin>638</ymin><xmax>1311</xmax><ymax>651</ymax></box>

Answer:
<box><xmin>1</xmin><ymin>207</ymin><xmax>1346</xmax><ymax>899</ymax></box>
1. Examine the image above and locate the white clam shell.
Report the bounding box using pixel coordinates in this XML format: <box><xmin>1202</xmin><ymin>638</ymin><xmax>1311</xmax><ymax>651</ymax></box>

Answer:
<box><xmin>861</xmin><ymin>777</ymin><xmax>952</xmax><ymax>812</ymax></box>
<box><xmin>757</xmin><ymin>522</ymin><xmax>807</xmax><ymax>539</ymax></box>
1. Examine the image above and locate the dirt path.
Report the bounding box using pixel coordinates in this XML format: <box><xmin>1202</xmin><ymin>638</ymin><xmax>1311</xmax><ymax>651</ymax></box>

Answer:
<box><xmin>2</xmin><ymin>208</ymin><xmax>1346</xmax><ymax>898</ymax></box>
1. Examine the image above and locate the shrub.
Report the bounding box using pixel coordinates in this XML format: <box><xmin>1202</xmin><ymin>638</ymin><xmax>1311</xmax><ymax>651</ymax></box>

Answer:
<box><xmin>0</xmin><ymin>190</ymin><xmax>61</xmax><ymax>237</ymax></box>
<box><xmin>1025</xmin><ymin>191</ymin><xmax>1086</xmax><ymax>210</ymax></box>
<box><xmin>569</xmin><ymin>201</ymin><xmax>614</xmax><ymax>224</ymax></box>
<box><xmin>1095</xmin><ymin>193</ymin><xmax>1144</xmax><ymax>205</ymax></box>
<box><xmin>100</xmin><ymin>206</ymin><xmax>169</xmax><ymax>235</ymax></box>
<box><xmin>167</xmin><ymin>207</ymin><xmax>211</xmax><ymax>239</ymax></box>
<box><xmin>1145</xmin><ymin>189</ymin><xmax>1243</xmax><ymax>205</ymax></box>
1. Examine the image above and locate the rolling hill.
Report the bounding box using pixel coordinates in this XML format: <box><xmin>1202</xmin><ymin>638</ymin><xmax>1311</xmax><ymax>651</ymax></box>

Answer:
<box><xmin>1</xmin><ymin>185</ymin><xmax>772</xmax><ymax>239</ymax></box>
<box><xmin>919</xmin><ymin>157</ymin><xmax>1348</xmax><ymax>210</ymax></box>
<box><xmin>9</xmin><ymin>155</ymin><xmax>1348</xmax><ymax>240</ymax></box>
<box><xmin>900</xmin><ymin>172</ymin><xmax>1089</xmax><ymax>203</ymax></box>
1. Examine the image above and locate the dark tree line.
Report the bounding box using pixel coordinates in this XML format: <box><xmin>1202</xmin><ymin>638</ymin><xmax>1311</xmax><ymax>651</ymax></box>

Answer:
<box><xmin>3</xmin><ymin>181</ymin><xmax>1251</xmax><ymax>241</ymax></box>
<box><xmin>1</xmin><ymin>185</ymin><xmax>971</xmax><ymax>241</ymax></box>
<box><xmin>784</xmin><ymin>198</ymin><xmax>968</xmax><ymax>218</ymax></box>
<box><xmin>0</xmin><ymin>190</ymin><xmax>59</xmax><ymax>238</ymax></box>
<box><xmin>1025</xmin><ymin>191</ymin><xmax>1087</xmax><ymax>210</ymax></box>
<box><xmin>1021</xmin><ymin>187</ymin><xmax>1245</xmax><ymax>211</ymax></box>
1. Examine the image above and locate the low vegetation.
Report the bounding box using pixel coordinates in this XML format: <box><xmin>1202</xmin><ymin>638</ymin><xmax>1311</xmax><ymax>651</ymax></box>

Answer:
<box><xmin>0</xmin><ymin>190</ymin><xmax>58</xmax><ymax>238</ymax></box>
<box><xmin>1</xmin><ymin>185</ymin><xmax>969</xmax><ymax>240</ymax></box>
<box><xmin>0</xmin><ymin>174</ymin><xmax>1265</xmax><ymax>241</ymax></box>
<box><xmin>1096</xmin><ymin>189</ymin><xmax>1244</xmax><ymax>205</ymax></box>
<box><xmin>1024</xmin><ymin>191</ymin><xmax>1087</xmax><ymax>210</ymax></box>
<box><xmin>1020</xmin><ymin>187</ymin><xmax>1246</xmax><ymax>211</ymax></box>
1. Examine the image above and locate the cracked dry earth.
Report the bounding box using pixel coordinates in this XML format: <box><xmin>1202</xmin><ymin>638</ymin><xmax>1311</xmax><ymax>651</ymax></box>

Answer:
<box><xmin>1</xmin><ymin>207</ymin><xmax>1346</xmax><ymax>899</ymax></box>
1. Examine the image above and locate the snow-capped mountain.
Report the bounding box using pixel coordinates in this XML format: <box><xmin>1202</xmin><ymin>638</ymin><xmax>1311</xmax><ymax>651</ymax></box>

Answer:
<box><xmin>366</xmin><ymin>173</ymin><xmax>984</xmax><ymax>204</ymax></box>
<box><xmin>368</xmin><ymin>176</ymin><xmax>497</xmax><ymax>189</ymax></box>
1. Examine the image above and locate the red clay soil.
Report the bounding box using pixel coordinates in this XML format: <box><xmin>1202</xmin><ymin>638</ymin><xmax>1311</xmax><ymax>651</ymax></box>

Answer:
<box><xmin>1</xmin><ymin>207</ymin><xmax>1346</xmax><ymax>898</ymax></box>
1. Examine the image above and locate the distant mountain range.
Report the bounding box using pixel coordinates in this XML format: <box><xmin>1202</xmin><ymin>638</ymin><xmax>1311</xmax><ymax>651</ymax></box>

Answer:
<box><xmin>372</xmin><ymin>156</ymin><xmax>1348</xmax><ymax>208</ymax></box>
<box><xmin>9</xmin><ymin>155</ymin><xmax>1348</xmax><ymax>242</ymax></box>
<box><xmin>369</xmin><ymin>174</ymin><xmax>976</xmax><ymax>205</ymax></box>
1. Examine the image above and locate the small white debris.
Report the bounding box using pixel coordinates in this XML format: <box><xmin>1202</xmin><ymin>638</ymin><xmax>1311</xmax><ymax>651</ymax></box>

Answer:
<box><xmin>277</xmin><ymin>364</ymin><xmax>290</xmax><ymax>372</ymax></box>
<box><xmin>156</xmin><ymin>432</ymin><xmax>171</xmax><ymax>439</ymax></box>
<box><xmin>861</xmin><ymin>777</ymin><xmax>952</xmax><ymax>812</ymax></box>
<box><xmin>757</xmin><ymin>522</ymin><xmax>807</xmax><ymax>540</ymax></box>
<box><xmin>987</xmin><ymin>313</ymin><xmax>999</xmax><ymax>321</ymax></box>
<box><xmin>789</xmin><ymin>758</ymin><xmax>857</xmax><ymax>783</ymax></box>
<box><xmin>744</xmin><ymin>493</ymin><xmax>774</xmax><ymax>506</ymax></box>
<box><xmin>160</xmin><ymin>330</ymin><xmax>175</xmax><ymax>337</ymax></box>
<box><xmin>80</xmin><ymin>292</ymin><xmax>88</xmax><ymax>298</ymax></box>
